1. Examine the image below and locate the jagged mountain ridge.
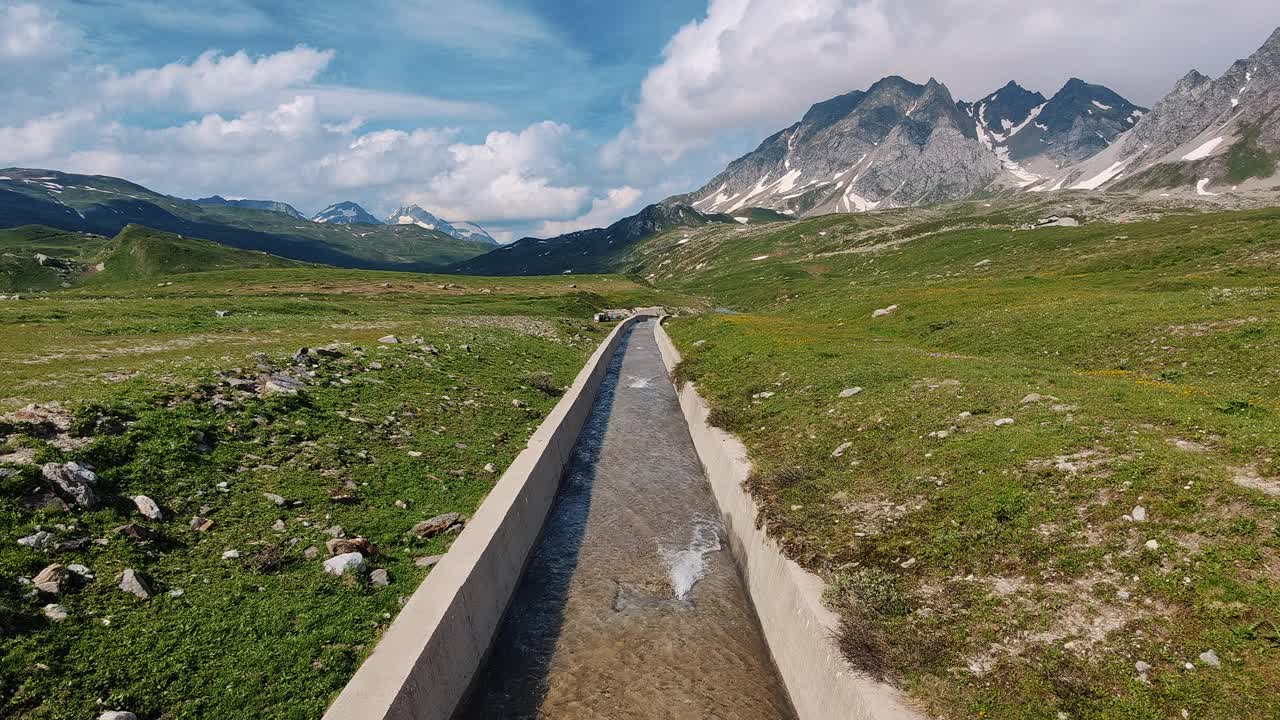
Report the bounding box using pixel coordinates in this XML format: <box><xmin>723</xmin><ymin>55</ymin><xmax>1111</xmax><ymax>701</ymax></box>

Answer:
<box><xmin>1039</xmin><ymin>27</ymin><xmax>1280</xmax><ymax>195</ymax></box>
<box><xmin>193</xmin><ymin>195</ymin><xmax>305</xmax><ymax>220</ymax></box>
<box><xmin>677</xmin><ymin>73</ymin><xmax>1149</xmax><ymax>217</ymax></box>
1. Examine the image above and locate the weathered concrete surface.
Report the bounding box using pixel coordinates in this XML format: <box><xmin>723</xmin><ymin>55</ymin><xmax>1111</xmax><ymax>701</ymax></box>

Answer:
<box><xmin>653</xmin><ymin>318</ymin><xmax>924</xmax><ymax>720</ymax></box>
<box><xmin>322</xmin><ymin>317</ymin><xmax>642</xmax><ymax>720</ymax></box>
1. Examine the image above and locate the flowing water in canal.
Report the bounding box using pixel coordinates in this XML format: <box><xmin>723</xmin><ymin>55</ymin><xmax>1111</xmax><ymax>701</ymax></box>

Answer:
<box><xmin>456</xmin><ymin>319</ymin><xmax>796</xmax><ymax>719</ymax></box>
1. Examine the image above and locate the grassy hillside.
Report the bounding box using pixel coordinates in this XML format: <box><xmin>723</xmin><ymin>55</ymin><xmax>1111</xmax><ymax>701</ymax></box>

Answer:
<box><xmin>0</xmin><ymin>226</ymin><xmax>112</xmax><ymax>293</ymax></box>
<box><xmin>0</xmin><ymin>267</ymin><xmax>682</xmax><ymax>720</ymax></box>
<box><xmin>654</xmin><ymin>206</ymin><xmax>1280</xmax><ymax>718</ymax></box>
<box><xmin>92</xmin><ymin>225</ymin><xmax>309</xmax><ymax>282</ymax></box>
<box><xmin>0</xmin><ymin>169</ymin><xmax>492</xmax><ymax>270</ymax></box>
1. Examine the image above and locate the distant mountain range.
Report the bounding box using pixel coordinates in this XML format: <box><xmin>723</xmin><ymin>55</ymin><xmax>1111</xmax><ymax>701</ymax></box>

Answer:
<box><xmin>0</xmin><ymin>169</ymin><xmax>495</xmax><ymax>271</ymax></box>
<box><xmin>312</xmin><ymin>201</ymin><xmax>383</xmax><ymax>225</ymax></box>
<box><xmin>193</xmin><ymin>195</ymin><xmax>306</xmax><ymax>220</ymax></box>
<box><xmin>386</xmin><ymin>205</ymin><xmax>498</xmax><ymax>245</ymax></box>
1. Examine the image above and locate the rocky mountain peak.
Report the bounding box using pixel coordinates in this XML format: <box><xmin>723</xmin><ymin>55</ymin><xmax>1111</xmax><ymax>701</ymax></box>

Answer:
<box><xmin>311</xmin><ymin>202</ymin><xmax>381</xmax><ymax>225</ymax></box>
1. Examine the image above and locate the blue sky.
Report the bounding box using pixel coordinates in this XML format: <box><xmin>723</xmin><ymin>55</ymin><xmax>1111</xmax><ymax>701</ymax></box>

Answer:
<box><xmin>2</xmin><ymin>1</ymin><xmax>1277</xmax><ymax>241</ymax></box>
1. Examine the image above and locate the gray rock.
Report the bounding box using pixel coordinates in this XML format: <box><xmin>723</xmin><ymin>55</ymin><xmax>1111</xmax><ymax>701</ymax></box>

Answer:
<box><xmin>42</xmin><ymin>462</ymin><xmax>100</xmax><ymax>508</ymax></box>
<box><xmin>1131</xmin><ymin>505</ymin><xmax>1148</xmax><ymax>522</ymax></box>
<box><xmin>378</xmin><ymin>335</ymin><xmax>401</xmax><ymax>344</ymax></box>
<box><xmin>262</xmin><ymin>373</ymin><xmax>305</xmax><ymax>395</ymax></box>
<box><xmin>831</xmin><ymin>442</ymin><xmax>853</xmax><ymax>458</ymax></box>
<box><xmin>1199</xmin><ymin>649</ymin><xmax>1222</xmax><ymax>667</ymax></box>
<box><xmin>214</xmin><ymin>310</ymin><xmax>232</xmax><ymax>318</ymax></box>
<box><xmin>271</xmin><ymin>519</ymin><xmax>286</xmax><ymax>531</ymax></box>
<box><xmin>323</xmin><ymin>552</ymin><xmax>364</xmax><ymax>576</ymax></box>
<box><xmin>18</xmin><ymin>531</ymin><xmax>55</xmax><ymax>551</ymax></box>
<box><xmin>324</xmin><ymin>525</ymin><xmax>345</xmax><ymax>538</ymax></box>
<box><xmin>411</xmin><ymin>512</ymin><xmax>465</xmax><ymax>539</ymax></box>
<box><xmin>263</xmin><ymin>492</ymin><xmax>286</xmax><ymax>506</ymax></box>
<box><xmin>303</xmin><ymin>545</ymin><xmax>319</xmax><ymax>559</ymax></box>
<box><xmin>42</xmin><ymin>603</ymin><xmax>68</xmax><ymax>622</ymax></box>
<box><xmin>132</xmin><ymin>495</ymin><xmax>163</xmax><ymax>520</ymax></box>
<box><xmin>98</xmin><ymin>712</ymin><xmax>138</xmax><ymax>720</ymax></box>
<box><xmin>119</xmin><ymin>569</ymin><xmax>151</xmax><ymax>600</ymax></box>
<box><xmin>415</xmin><ymin>554</ymin><xmax>445</xmax><ymax>568</ymax></box>
<box><xmin>370</xmin><ymin>568</ymin><xmax>390</xmax><ymax>586</ymax></box>
<box><xmin>838</xmin><ymin>387</ymin><xmax>863</xmax><ymax>398</ymax></box>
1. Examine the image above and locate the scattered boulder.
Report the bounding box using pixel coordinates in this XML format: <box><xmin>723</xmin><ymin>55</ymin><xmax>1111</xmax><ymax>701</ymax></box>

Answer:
<box><xmin>119</xmin><ymin>569</ymin><xmax>152</xmax><ymax>599</ymax></box>
<box><xmin>262</xmin><ymin>492</ymin><xmax>286</xmax><ymax>506</ymax></box>
<box><xmin>190</xmin><ymin>516</ymin><xmax>215</xmax><ymax>532</ymax></box>
<box><xmin>872</xmin><ymin>304</ymin><xmax>899</xmax><ymax>318</ymax></box>
<box><xmin>33</xmin><ymin>564</ymin><xmax>71</xmax><ymax>595</ymax></box>
<box><xmin>994</xmin><ymin>418</ymin><xmax>1015</xmax><ymax>427</ymax></box>
<box><xmin>214</xmin><ymin>310</ymin><xmax>232</xmax><ymax>318</ymax></box>
<box><xmin>831</xmin><ymin>442</ymin><xmax>853</xmax><ymax>458</ymax></box>
<box><xmin>370</xmin><ymin>568</ymin><xmax>390</xmax><ymax>587</ymax></box>
<box><xmin>1199</xmin><ymin>650</ymin><xmax>1221</xmax><ymax>668</ymax></box>
<box><xmin>99</xmin><ymin>712</ymin><xmax>138</xmax><ymax>720</ymax></box>
<box><xmin>411</xmin><ymin>512</ymin><xmax>465</xmax><ymax>539</ymax></box>
<box><xmin>303</xmin><ymin>546</ymin><xmax>319</xmax><ymax>559</ymax></box>
<box><xmin>271</xmin><ymin>519</ymin><xmax>286</xmax><ymax>531</ymax></box>
<box><xmin>325</xmin><ymin>537</ymin><xmax>374</xmax><ymax>556</ymax></box>
<box><xmin>483</xmin><ymin>463</ymin><xmax>496</xmax><ymax>474</ymax></box>
<box><xmin>1131</xmin><ymin>506</ymin><xmax>1148</xmax><ymax>522</ymax></box>
<box><xmin>132</xmin><ymin>495</ymin><xmax>163</xmax><ymax>521</ymax></box>
<box><xmin>323</xmin><ymin>552</ymin><xmax>365</xmax><ymax>576</ymax></box>
<box><xmin>1021</xmin><ymin>393</ymin><xmax>1057</xmax><ymax>405</ymax></box>
<box><xmin>42</xmin><ymin>462</ymin><xmax>100</xmax><ymax>509</ymax></box>
<box><xmin>221</xmin><ymin>549</ymin><xmax>241</xmax><ymax>560</ymax></box>
<box><xmin>378</xmin><ymin>335</ymin><xmax>401</xmax><ymax>344</ymax></box>
<box><xmin>838</xmin><ymin>387</ymin><xmax>863</xmax><ymax>398</ymax></box>
<box><xmin>324</xmin><ymin>525</ymin><xmax>345</xmax><ymax>538</ymax></box>
<box><xmin>415</xmin><ymin>554</ymin><xmax>444</xmax><ymax>568</ymax></box>
<box><xmin>1145</xmin><ymin>539</ymin><xmax>1160</xmax><ymax>551</ymax></box>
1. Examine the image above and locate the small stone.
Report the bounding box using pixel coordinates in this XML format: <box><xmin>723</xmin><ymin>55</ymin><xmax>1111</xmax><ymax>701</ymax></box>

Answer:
<box><xmin>42</xmin><ymin>603</ymin><xmax>68</xmax><ymax>621</ymax></box>
<box><xmin>831</xmin><ymin>441</ymin><xmax>853</xmax><ymax>458</ymax></box>
<box><xmin>324</xmin><ymin>525</ymin><xmax>345</xmax><ymax>538</ymax></box>
<box><xmin>132</xmin><ymin>495</ymin><xmax>163</xmax><ymax>520</ymax></box>
<box><xmin>1131</xmin><ymin>506</ymin><xmax>1147</xmax><ymax>522</ymax></box>
<box><xmin>18</xmin><ymin>531</ymin><xmax>55</xmax><ymax>551</ymax></box>
<box><xmin>99</xmin><ymin>712</ymin><xmax>137</xmax><ymax>720</ymax></box>
<box><xmin>751</xmin><ymin>391</ymin><xmax>775</xmax><ymax>399</ymax></box>
<box><xmin>1117</xmin><ymin>589</ymin><xmax>1131</xmax><ymax>600</ymax></box>
<box><xmin>169</xmin><ymin>588</ymin><xmax>185</xmax><ymax>598</ymax></box>
<box><xmin>119</xmin><ymin>569</ymin><xmax>152</xmax><ymax>600</ymax></box>
<box><xmin>511</xmin><ymin>399</ymin><xmax>525</xmax><ymax>408</ymax></box>
<box><xmin>42</xmin><ymin>461</ymin><xmax>100</xmax><ymax>508</ymax></box>
<box><xmin>483</xmin><ymin>463</ymin><xmax>496</xmax><ymax>473</ymax></box>
<box><xmin>378</xmin><ymin>335</ymin><xmax>401</xmax><ymax>344</ymax></box>
<box><xmin>33</xmin><ymin>564</ymin><xmax>71</xmax><ymax>595</ymax></box>
<box><xmin>190</xmin><ymin>517</ymin><xmax>215</xmax><ymax>532</ymax></box>
<box><xmin>994</xmin><ymin>418</ymin><xmax>1015</xmax><ymax>427</ymax></box>
<box><xmin>407</xmin><ymin>451</ymin><xmax>423</xmax><ymax>458</ymax></box>
<box><xmin>900</xmin><ymin>557</ymin><xmax>918</xmax><ymax>569</ymax></box>
<box><xmin>411</xmin><ymin>512</ymin><xmax>465</xmax><ymax>539</ymax></box>
<box><xmin>958</xmin><ymin>411</ymin><xmax>972</xmax><ymax>419</ymax></box>
<box><xmin>1199</xmin><ymin>650</ymin><xmax>1221</xmax><ymax>667</ymax></box>
<box><xmin>838</xmin><ymin>387</ymin><xmax>863</xmax><ymax>398</ymax></box>
<box><xmin>872</xmin><ymin>304</ymin><xmax>898</xmax><ymax>318</ymax></box>
<box><xmin>1145</xmin><ymin>539</ymin><xmax>1160</xmax><ymax>551</ymax></box>
<box><xmin>323</xmin><ymin>552</ymin><xmax>365</xmax><ymax>576</ymax></box>
<box><xmin>303</xmin><ymin>545</ymin><xmax>319</xmax><ymax>559</ymax></box>
<box><xmin>415</xmin><ymin>554</ymin><xmax>445</xmax><ymax>568</ymax></box>
<box><xmin>1021</xmin><ymin>393</ymin><xmax>1056</xmax><ymax>404</ymax></box>
<box><xmin>271</xmin><ymin>519</ymin><xmax>286</xmax><ymax>531</ymax></box>
<box><xmin>214</xmin><ymin>310</ymin><xmax>232</xmax><ymax>318</ymax></box>
<box><xmin>326</xmin><ymin>537</ymin><xmax>374</xmax><ymax>556</ymax></box>
<box><xmin>395</xmin><ymin>500</ymin><xmax>408</xmax><ymax>509</ymax></box>
<box><xmin>115</xmin><ymin>523</ymin><xmax>155</xmax><ymax>542</ymax></box>
<box><xmin>370</xmin><ymin>568</ymin><xmax>390</xmax><ymax>587</ymax></box>
<box><xmin>263</xmin><ymin>492</ymin><xmax>286</xmax><ymax>506</ymax></box>
<box><xmin>1135</xmin><ymin>660</ymin><xmax>1152</xmax><ymax>673</ymax></box>
<box><xmin>221</xmin><ymin>549</ymin><xmax>241</xmax><ymax>560</ymax></box>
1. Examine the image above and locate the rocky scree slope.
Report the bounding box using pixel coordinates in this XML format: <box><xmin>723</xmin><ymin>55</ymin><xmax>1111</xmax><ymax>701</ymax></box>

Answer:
<box><xmin>1035</xmin><ymin>27</ymin><xmax>1280</xmax><ymax>195</ymax></box>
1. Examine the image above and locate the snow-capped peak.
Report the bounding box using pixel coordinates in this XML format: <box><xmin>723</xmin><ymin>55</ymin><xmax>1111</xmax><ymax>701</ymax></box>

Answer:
<box><xmin>311</xmin><ymin>201</ymin><xmax>382</xmax><ymax>225</ymax></box>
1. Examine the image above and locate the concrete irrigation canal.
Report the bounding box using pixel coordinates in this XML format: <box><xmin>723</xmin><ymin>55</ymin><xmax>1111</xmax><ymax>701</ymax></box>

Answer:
<box><xmin>323</xmin><ymin>315</ymin><xmax>918</xmax><ymax>720</ymax></box>
<box><xmin>455</xmin><ymin>318</ymin><xmax>796</xmax><ymax>718</ymax></box>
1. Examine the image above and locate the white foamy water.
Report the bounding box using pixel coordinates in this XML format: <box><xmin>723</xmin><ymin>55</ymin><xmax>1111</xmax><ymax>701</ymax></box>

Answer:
<box><xmin>625</xmin><ymin>375</ymin><xmax>652</xmax><ymax>389</ymax></box>
<box><xmin>659</xmin><ymin>517</ymin><xmax>722</xmax><ymax>600</ymax></box>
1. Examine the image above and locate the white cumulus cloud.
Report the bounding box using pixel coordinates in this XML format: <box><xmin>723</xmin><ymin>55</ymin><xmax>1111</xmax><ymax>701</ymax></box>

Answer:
<box><xmin>534</xmin><ymin>187</ymin><xmax>644</xmax><ymax>237</ymax></box>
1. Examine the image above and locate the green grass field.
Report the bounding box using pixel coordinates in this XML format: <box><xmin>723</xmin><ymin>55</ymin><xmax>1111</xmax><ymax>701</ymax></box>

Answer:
<box><xmin>656</xmin><ymin>206</ymin><xmax>1280</xmax><ymax>719</ymax></box>
<box><xmin>0</xmin><ymin>258</ymin><xmax>679</xmax><ymax>719</ymax></box>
